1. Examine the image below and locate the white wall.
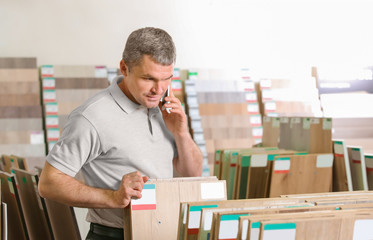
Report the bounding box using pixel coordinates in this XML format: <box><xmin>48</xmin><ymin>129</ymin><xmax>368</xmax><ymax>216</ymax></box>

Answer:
<box><xmin>1</xmin><ymin>0</ymin><xmax>373</xmax><ymax>79</ymax></box>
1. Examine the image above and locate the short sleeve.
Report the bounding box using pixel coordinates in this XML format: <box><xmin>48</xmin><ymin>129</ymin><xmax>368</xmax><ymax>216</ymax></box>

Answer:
<box><xmin>46</xmin><ymin>113</ymin><xmax>101</xmax><ymax>177</ymax></box>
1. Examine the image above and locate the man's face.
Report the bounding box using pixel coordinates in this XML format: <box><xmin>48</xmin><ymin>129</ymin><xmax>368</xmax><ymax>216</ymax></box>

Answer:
<box><xmin>120</xmin><ymin>55</ymin><xmax>173</xmax><ymax>109</ymax></box>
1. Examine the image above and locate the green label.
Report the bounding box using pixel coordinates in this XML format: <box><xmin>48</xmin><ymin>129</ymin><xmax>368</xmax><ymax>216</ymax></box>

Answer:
<box><xmin>221</xmin><ymin>214</ymin><xmax>250</xmax><ymax>221</ymax></box>
<box><xmin>190</xmin><ymin>205</ymin><xmax>218</xmax><ymax>211</ymax></box>
<box><xmin>264</xmin><ymin>223</ymin><xmax>296</xmax><ymax>230</ymax></box>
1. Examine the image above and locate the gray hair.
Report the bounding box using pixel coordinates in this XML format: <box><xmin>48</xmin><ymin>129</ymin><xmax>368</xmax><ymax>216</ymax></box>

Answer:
<box><xmin>122</xmin><ymin>27</ymin><xmax>176</xmax><ymax>70</ymax></box>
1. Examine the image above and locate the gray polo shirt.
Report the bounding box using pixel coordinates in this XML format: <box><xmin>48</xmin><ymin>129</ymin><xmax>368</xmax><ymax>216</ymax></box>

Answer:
<box><xmin>47</xmin><ymin>76</ymin><xmax>177</xmax><ymax>228</ymax></box>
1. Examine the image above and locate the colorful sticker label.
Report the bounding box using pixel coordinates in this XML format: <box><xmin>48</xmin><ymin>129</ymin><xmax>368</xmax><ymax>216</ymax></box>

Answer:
<box><xmin>45</xmin><ymin>102</ymin><xmax>58</xmax><ymax>115</ymax></box>
<box><xmin>43</xmin><ymin>89</ymin><xmax>56</xmax><ymax>102</ymax></box>
<box><xmin>280</xmin><ymin>117</ymin><xmax>289</xmax><ymax>123</ymax></box>
<box><xmin>171</xmin><ymin>80</ymin><xmax>182</xmax><ymax>90</ymax></box>
<box><xmin>263</xmin><ymin>116</ymin><xmax>271</xmax><ymax>123</ymax></box>
<box><xmin>263</xmin><ymin>223</ymin><xmax>296</xmax><ymax>240</ymax></box>
<box><xmin>265</xmin><ymin>101</ymin><xmax>276</xmax><ymax>112</ymax></box>
<box><xmin>250</xmin><ymin>115</ymin><xmax>262</xmax><ymax>126</ymax></box>
<box><xmin>250</xmin><ymin>222</ymin><xmax>261</xmax><ymax>240</ymax></box>
<box><xmin>274</xmin><ymin>158</ymin><xmax>291</xmax><ymax>173</ymax></box>
<box><xmin>323</xmin><ymin>118</ymin><xmax>332</xmax><ymax>130</ymax></box>
<box><xmin>303</xmin><ymin>118</ymin><xmax>311</xmax><ymax>129</ymax></box>
<box><xmin>218</xmin><ymin>214</ymin><xmax>249</xmax><ymax>240</ymax></box>
<box><xmin>42</xmin><ymin>77</ymin><xmax>56</xmax><ymax>89</ymax></box>
<box><xmin>245</xmin><ymin>92</ymin><xmax>257</xmax><ymax>102</ymax></box>
<box><xmin>188</xmin><ymin>205</ymin><xmax>218</xmax><ymax>235</ymax></box>
<box><xmin>260</xmin><ymin>79</ymin><xmax>271</xmax><ymax>89</ymax></box>
<box><xmin>41</xmin><ymin>65</ymin><xmax>54</xmax><ymax>77</ymax></box>
<box><xmin>272</xmin><ymin>118</ymin><xmax>280</xmax><ymax>128</ymax></box>
<box><xmin>311</xmin><ymin>118</ymin><xmax>320</xmax><ymax>124</ymax></box>
<box><xmin>131</xmin><ymin>184</ymin><xmax>156</xmax><ymax>210</ymax></box>
<box><xmin>94</xmin><ymin>66</ymin><xmax>108</xmax><ymax>78</ymax></box>
<box><xmin>46</xmin><ymin>115</ymin><xmax>59</xmax><ymax>128</ymax></box>
<box><xmin>47</xmin><ymin>128</ymin><xmax>60</xmax><ymax>141</ymax></box>
<box><xmin>247</xmin><ymin>103</ymin><xmax>259</xmax><ymax>114</ymax></box>
<box><xmin>351</xmin><ymin>148</ymin><xmax>362</xmax><ymax>164</ymax></box>
<box><xmin>252</xmin><ymin>127</ymin><xmax>263</xmax><ymax>138</ymax></box>
<box><xmin>242</xmin><ymin>81</ymin><xmax>255</xmax><ymax>91</ymax></box>
<box><xmin>365</xmin><ymin>155</ymin><xmax>373</xmax><ymax>172</ymax></box>
<box><xmin>333</xmin><ymin>141</ymin><xmax>344</xmax><ymax>157</ymax></box>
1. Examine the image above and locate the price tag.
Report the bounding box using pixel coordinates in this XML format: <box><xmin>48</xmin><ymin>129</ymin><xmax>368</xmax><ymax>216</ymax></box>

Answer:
<box><xmin>173</xmin><ymin>68</ymin><xmax>180</xmax><ymax>79</ymax></box>
<box><xmin>252</xmin><ymin>127</ymin><xmax>263</xmax><ymax>138</ymax></box>
<box><xmin>47</xmin><ymin>128</ymin><xmax>60</xmax><ymax>141</ymax></box>
<box><xmin>45</xmin><ymin>102</ymin><xmax>58</xmax><ymax>115</ymax></box>
<box><xmin>41</xmin><ymin>65</ymin><xmax>54</xmax><ymax>77</ymax></box>
<box><xmin>43</xmin><ymin>90</ymin><xmax>56</xmax><ymax>102</ymax></box>
<box><xmin>323</xmin><ymin>118</ymin><xmax>332</xmax><ymax>130</ymax></box>
<box><xmin>280</xmin><ymin>117</ymin><xmax>289</xmax><ymax>124</ymax></box>
<box><xmin>303</xmin><ymin>118</ymin><xmax>311</xmax><ymax>129</ymax></box>
<box><xmin>262</xmin><ymin>89</ymin><xmax>273</xmax><ymax>100</ymax></box>
<box><xmin>30</xmin><ymin>131</ymin><xmax>44</xmax><ymax>144</ymax></box>
<box><xmin>171</xmin><ymin>80</ymin><xmax>182</xmax><ymax>91</ymax></box>
<box><xmin>95</xmin><ymin>66</ymin><xmax>108</xmax><ymax>78</ymax></box>
<box><xmin>311</xmin><ymin>118</ymin><xmax>320</xmax><ymax>124</ymax></box>
<box><xmin>42</xmin><ymin>78</ymin><xmax>56</xmax><ymax>89</ymax></box>
<box><xmin>260</xmin><ymin>79</ymin><xmax>271</xmax><ymax>89</ymax></box>
<box><xmin>272</xmin><ymin>117</ymin><xmax>281</xmax><ymax>128</ymax></box>
<box><xmin>265</xmin><ymin>101</ymin><xmax>276</xmax><ymax>112</ymax></box>
<box><xmin>247</xmin><ymin>103</ymin><xmax>259</xmax><ymax>114</ymax></box>
<box><xmin>245</xmin><ymin>92</ymin><xmax>257</xmax><ymax>102</ymax></box>
<box><xmin>250</xmin><ymin>115</ymin><xmax>262</xmax><ymax>126</ymax></box>
<box><xmin>242</xmin><ymin>81</ymin><xmax>255</xmax><ymax>91</ymax></box>
<box><xmin>46</xmin><ymin>115</ymin><xmax>59</xmax><ymax>128</ymax></box>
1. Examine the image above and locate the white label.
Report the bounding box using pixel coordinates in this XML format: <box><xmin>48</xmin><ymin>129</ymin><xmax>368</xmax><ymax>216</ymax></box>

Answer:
<box><xmin>251</xmin><ymin>226</ymin><xmax>260</xmax><ymax>240</ymax></box>
<box><xmin>188</xmin><ymin>108</ymin><xmax>200</xmax><ymax>118</ymax></box>
<box><xmin>365</xmin><ymin>156</ymin><xmax>373</xmax><ymax>168</ymax></box>
<box><xmin>242</xmin><ymin>81</ymin><xmax>255</xmax><ymax>91</ymax></box>
<box><xmin>274</xmin><ymin>160</ymin><xmax>291</xmax><ymax>171</ymax></box>
<box><xmin>203</xmin><ymin>211</ymin><xmax>213</xmax><ymax>231</ymax></box>
<box><xmin>242</xmin><ymin>220</ymin><xmax>249</xmax><ymax>240</ymax></box>
<box><xmin>247</xmin><ymin>103</ymin><xmax>259</xmax><ymax>113</ymax></box>
<box><xmin>187</xmin><ymin>96</ymin><xmax>198</xmax><ymax>105</ymax></box>
<box><xmin>334</xmin><ymin>142</ymin><xmax>344</xmax><ymax>155</ymax></box>
<box><xmin>303</xmin><ymin>118</ymin><xmax>311</xmax><ymax>129</ymax></box>
<box><xmin>43</xmin><ymin>90</ymin><xmax>56</xmax><ymax>102</ymax></box>
<box><xmin>95</xmin><ymin>67</ymin><xmax>108</xmax><ymax>77</ymax></box>
<box><xmin>30</xmin><ymin>132</ymin><xmax>44</xmax><ymax>144</ymax></box>
<box><xmin>188</xmin><ymin>211</ymin><xmax>201</xmax><ymax>229</ymax></box>
<box><xmin>264</xmin><ymin>116</ymin><xmax>271</xmax><ymax>123</ymax></box>
<box><xmin>260</xmin><ymin>79</ymin><xmax>271</xmax><ymax>89</ymax></box>
<box><xmin>43</xmin><ymin>78</ymin><xmax>55</xmax><ymax>89</ymax></box>
<box><xmin>250</xmin><ymin>115</ymin><xmax>262</xmax><ymax>126</ymax></box>
<box><xmin>46</xmin><ymin>116</ymin><xmax>59</xmax><ymax>127</ymax></box>
<box><xmin>171</xmin><ymin>80</ymin><xmax>182</xmax><ymax>90</ymax></box>
<box><xmin>353</xmin><ymin>219</ymin><xmax>373</xmax><ymax>240</ymax></box>
<box><xmin>265</xmin><ymin>102</ymin><xmax>276</xmax><ymax>111</ymax></box>
<box><xmin>8</xmin><ymin>180</ymin><xmax>14</xmax><ymax>194</ymax></box>
<box><xmin>351</xmin><ymin>149</ymin><xmax>361</xmax><ymax>161</ymax></box>
<box><xmin>255</xmin><ymin>138</ymin><xmax>262</xmax><ymax>144</ymax></box>
<box><xmin>272</xmin><ymin>118</ymin><xmax>280</xmax><ymax>128</ymax></box>
<box><xmin>311</xmin><ymin>118</ymin><xmax>320</xmax><ymax>124</ymax></box>
<box><xmin>194</xmin><ymin>133</ymin><xmax>205</xmax><ymax>143</ymax></box>
<box><xmin>219</xmin><ymin>220</ymin><xmax>239</xmax><ymax>239</ymax></box>
<box><xmin>291</xmin><ymin>117</ymin><xmax>301</xmax><ymax>124</ymax></box>
<box><xmin>245</xmin><ymin>92</ymin><xmax>257</xmax><ymax>102</ymax></box>
<box><xmin>262</xmin><ymin>89</ymin><xmax>273</xmax><ymax>100</ymax></box>
<box><xmin>191</xmin><ymin>119</ymin><xmax>202</xmax><ymax>129</ymax></box>
<box><xmin>263</xmin><ymin>229</ymin><xmax>296</xmax><ymax>240</ymax></box>
<box><xmin>182</xmin><ymin>204</ymin><xmax>187</xmax><ymax>224</ymax></box>
<box><xmin>280</xmin><ymin>117</ymin><xmax>289</xmax><ymax>123</ymax></box>
<box><xmin>323</xmin><ymin>118</ymin><xmax>332</xmax><ymax>130</ymax></box>
<box><xmin>251</xmin><ymin>154</ymin><xmax>268</xmax><ymax>167</ymax></box>
<box><xmin>201</xmin><ymin>182</ymin><xmax>225</xmax><ymax>200</ymax></box>
<box><xmin>252</xmin><ymin>127</ymin><xmax>263</xmax><ymax>137</ymax></box>
<box><xmin>41</xmin><ymin>66</ymin><xmax>54</xmax><ymax>76</ymax></box>
<box><xmin>185</xmin><ymin>85</ymin><xmax>197</xmax><ymax>94</ymax></box>
<box><xmin>131</xmin><ymin>185</ymin><xmax>156</xmax><ymax>206</ymax></box>
<box><xmin>317</xmin><ymin>154</ymin><xmax>334</xmax><ymax>168</ymax></box>
<box><xmin>45</xmin><ymin>103</ymin><xmax>58</xmax><ymax>114</ymax></box>
<box><xmin>47</xmin><ymin>129</ymin><xmax>60</xmax><ymax>140</ymax></box>
<box><xmin>173</xmin><ymin>69</ymin><xmax>180</xmax><ymax>78</ymax></box>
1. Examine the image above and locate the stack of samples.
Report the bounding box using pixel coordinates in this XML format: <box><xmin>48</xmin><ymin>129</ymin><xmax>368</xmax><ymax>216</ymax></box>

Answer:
<box><xmin>256</xmin><ymin>78</ymin><xmax>322</xmax><ymax>117</ymax></box>
<box><xmin>40</xmin><ymin>65</ymin><xmax>109</xmax><ymax>152</ymax></box>
<box><xmin>189</xmin><ymin>68</ymin><xmax>263</xmax><ymax>173</ymax></box>
<box><xmin>0</xmin><ymin>57</ymin><xmax>46</xmax><ymax>169</ymax></box>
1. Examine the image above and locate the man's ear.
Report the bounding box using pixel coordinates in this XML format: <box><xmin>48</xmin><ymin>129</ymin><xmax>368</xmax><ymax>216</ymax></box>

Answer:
<box><xmin>120</xmin><ymin>59</ymin><xmax>129</xmax><ymax>77</ymax></box>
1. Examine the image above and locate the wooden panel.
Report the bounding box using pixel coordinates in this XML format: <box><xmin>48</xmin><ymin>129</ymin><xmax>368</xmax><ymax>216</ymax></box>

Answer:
<box><xmin>197</xmin><ymin>92</ymin><xmax>246</xmax><ymax>104</ymax></box>
<box><xmin>269</xmin><ymin>154</ymin><xmax>333</xmax><ymax>197</ymax></box>
<box><xmin>347</xmin><ymin>147</ymin><xmax>369</xmax><ymax>191</ymax></box>
<box><xmin>126</xmin><ymin>178</ymin><xmax>226</xmax><ymax>240</ymax></box>
<box><xmin>0</xmin><ymin>131</ymin><xmax>44</xmax><ymax>144</ymax></box>
<box><xmin>261</xmin><ymin>117</ymin><xmax>280</xmax><ymax>148</ymax></box>
<box><xmin>0</xmin><ymin>171</ymin><xmax>28</xmax><ymax>240</ymax></box>
<box><xmin>0</xmin><ymin>69</ymin><xmax>38</xmax><ymax>82</ymax></box>
<box><xmin>54</xmin><ymin>77</ymin><xmax>109</xmax><ymax>89</ymax></box>
<box><xmin>366</xmin><ymin>155</ymin><xmax>373</xmax><ymax>190</ymax></box>
<box><xmin>332</xmin><ymin>140</ymin><xmax>352</xmax><ymax>191</ymax></box>
<box><xmin>309</xmin><ymin>118</ymin><xmax>332</xmax><ymax>154</ymax></box>
<box><xmin>278</xmin><ymin>117</ymin><xmax>291</xmax><ymax>150</ymax></box>
<box><xmin>13</xmin><ymin>168</ymin><xmax>53</xmax><ymax>240</ymax></box>
<box><xmin>198</xmin><ymin>103</ymin><xmax>248</xmax><ymax>115</ymax></box>
<box><xmin>0</xmin><ymin>57</ymin><xmax>37</xmax><ymax>68</ymax></box>
<box><xmin>0</xmin><ymin>82</ymin><xmax>40</xmax><ymax>94</ymax></box>
<box><xmin>0</xmin><ymin>118</ymin><xmax>43</xmax><ymax>131</ymax></box>
<box><xmin>0</xmin><ymin>106</ymin><xmax>42</xmax><ymax>118</ymax></box>
<box><xmin>289</xmin><ymin>117</ymin><xmax>310</xmax><ymax>152</ymax></box>
<box><xmin>55</xmin><ymin>89</ymin><xmax>101</xmax><ymax>102</ymax></box>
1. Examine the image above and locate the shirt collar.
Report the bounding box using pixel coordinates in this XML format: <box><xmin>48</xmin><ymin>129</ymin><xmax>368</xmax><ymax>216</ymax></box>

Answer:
<box><xmin>109</xmin><ymin>76</ymin><xmax>141</xmax><ymax>114</ymax></box>
<box><xmin>109</xmin><ymin>76</ymin><xmax>161</xmax><ymax>115</ymax></box>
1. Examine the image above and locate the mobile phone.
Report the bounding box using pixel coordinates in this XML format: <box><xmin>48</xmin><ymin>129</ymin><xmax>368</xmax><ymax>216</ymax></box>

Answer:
<box><xmin>160</xmin><ymin>85</ymin><xmax>171</xmax><ymax>114</ymax></box>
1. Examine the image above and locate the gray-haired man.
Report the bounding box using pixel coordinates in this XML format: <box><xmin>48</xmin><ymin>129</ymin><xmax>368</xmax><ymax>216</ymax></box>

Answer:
<box><xmin>39</xmin><ymin>27</ymin><xmax>203</xmax><ymax>240</ymax></box>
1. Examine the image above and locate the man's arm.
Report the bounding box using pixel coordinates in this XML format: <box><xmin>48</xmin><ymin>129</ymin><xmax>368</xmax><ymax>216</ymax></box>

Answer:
<box><xmin>160</xmin><ymin>91</ymin><xmax>203</xmax><ymax>177</ymax></box>
<box><xmin>38</xmin><ymin>162</ymin><xmax>148</xmax><ymax>208</ymax></box>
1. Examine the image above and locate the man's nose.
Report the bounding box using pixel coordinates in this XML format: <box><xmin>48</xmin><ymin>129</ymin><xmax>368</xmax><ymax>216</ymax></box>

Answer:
<box><xmin>151</xmin><ymin>82</ymin><xmax>164</xmax><ymax>95</ymax></box>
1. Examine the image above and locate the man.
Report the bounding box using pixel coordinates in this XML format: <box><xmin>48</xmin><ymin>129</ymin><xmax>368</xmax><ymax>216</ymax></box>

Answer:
<box><xmin>38</xmin><ymin>27</ymin><xmax>203</xmax><ymax>240</ymax></box>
